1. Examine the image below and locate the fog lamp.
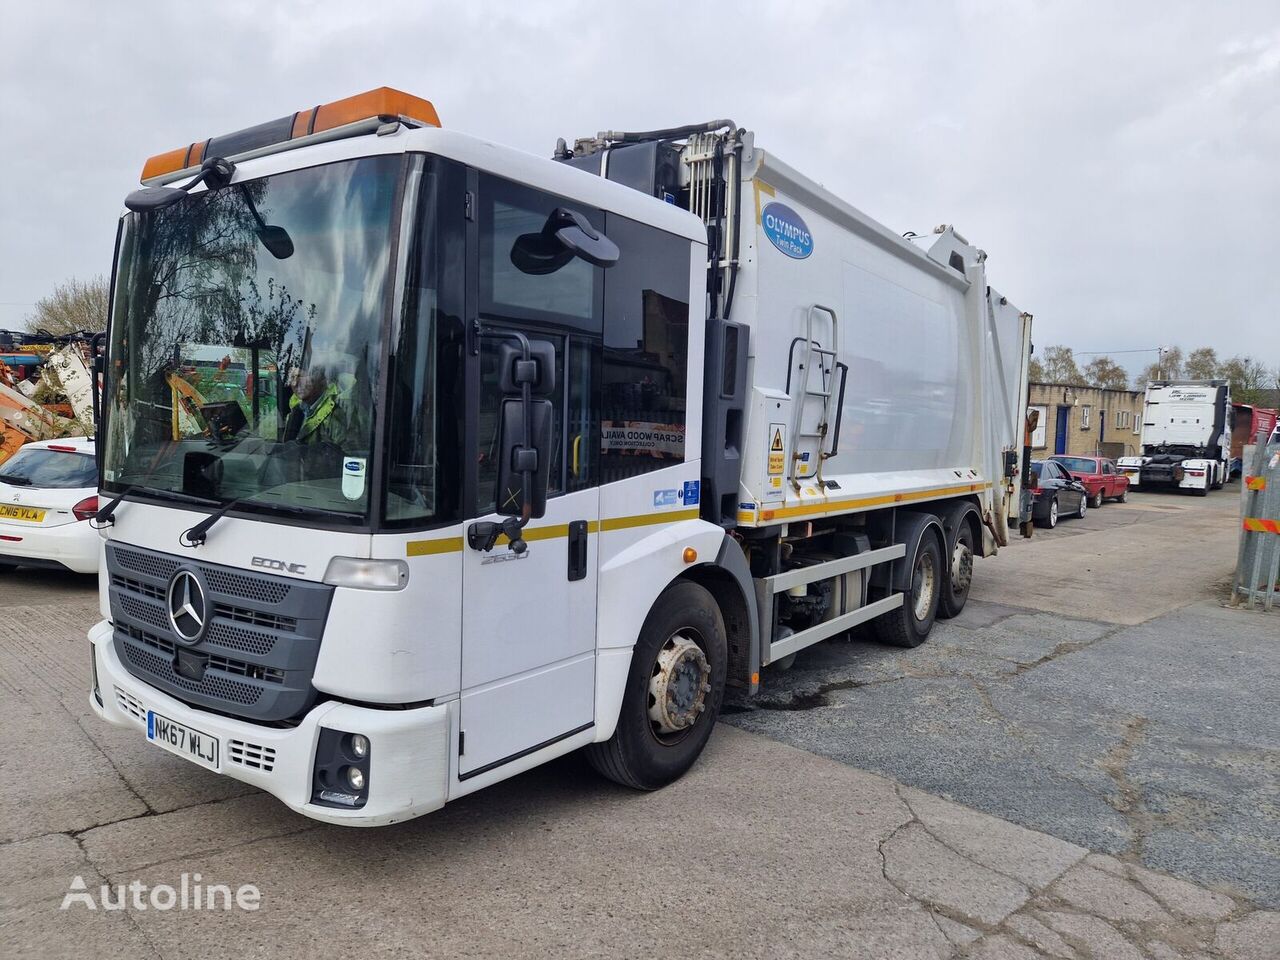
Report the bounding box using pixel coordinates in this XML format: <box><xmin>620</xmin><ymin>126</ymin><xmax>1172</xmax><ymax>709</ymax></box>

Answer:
<box><xmin>350</xmin><ymin>734</ymin><xmax>369</xmax><ymax>759</ymax></box>
<box><xmin>346</xmin><ymin>766</ymin><xmax>366</xmax><ymax>791</ymax></box>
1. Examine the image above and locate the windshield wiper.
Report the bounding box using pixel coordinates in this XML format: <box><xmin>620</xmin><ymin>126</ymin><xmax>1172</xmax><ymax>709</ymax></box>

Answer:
<box><xmin>0</xmin><ymin>473</ymin><xmax>32</xmax><ymax>486</ymax></box>
<box><xmin>97</xmin><ymin>483</ymin><xmax>220</xmax><ymax>525</ymax></box>
<box><xmin>181</xmin><ymin>494</ymin><xmax>354</xmax><ymax>547</ymax></box>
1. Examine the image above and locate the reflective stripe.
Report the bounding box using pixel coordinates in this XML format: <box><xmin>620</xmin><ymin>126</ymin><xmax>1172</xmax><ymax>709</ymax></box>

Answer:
<box><xmin>1246</xmin><ymin>476</ymin><xmax>1266</xmax><ymax>491</ymax></box>
<box><xmin>404</xmin><ymin>508</ymin><xmax>701</xmax><ymax>556</ymax></box>
<box><xmin>1243</xmin><ymin>517</ymin><xmax>1280</xmax><ymax>535</ymax></box>
<box><xmin>755</xmin><ymin>482</ymin><xmax>992</xmax><ymax>522</ymax></box>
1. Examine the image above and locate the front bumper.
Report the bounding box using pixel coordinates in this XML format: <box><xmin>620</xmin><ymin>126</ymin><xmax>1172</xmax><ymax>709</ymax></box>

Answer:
<box><xmin>89</xmin><ymin>620</ymin><xmax>451</xmax><ymax>826</ymax></box>
<box><xmin>0</xmin><ymin>519</ymin><xmax>98</xmax><ymax>573</ymax></box>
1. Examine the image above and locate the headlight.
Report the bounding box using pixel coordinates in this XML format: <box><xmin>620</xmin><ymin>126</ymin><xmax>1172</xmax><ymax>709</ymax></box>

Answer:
<box><xmin>323</xmin><ymin>557</ymin><xmax>409</xmax><ymax>591</ymax></box>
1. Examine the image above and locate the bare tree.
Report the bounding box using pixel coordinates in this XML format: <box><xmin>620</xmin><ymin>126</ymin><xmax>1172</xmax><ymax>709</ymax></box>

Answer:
<box><xmin>25</xmin><ymin>275</ymin><xmax>109</xmax><ymax>336</ymax></box>
<box><xmin>1184</xmin><ymin>346</ymin><xmax>1219</xmax><ymax>380</ymax></box>
<box><xmin>1083</xmin><ymin>355</ymin><xmax>1130</xmax><ymax>390</ymax></box>
<box><xmin>1040</xmin><ymin>345</ymin><xmax>1086</xmax><ymax>385</ymax></box>
<box><xmin>1219</xmin><ymin>355</ymin><xmax>1270</xmax><ymax>405</ymax></box>
<box><xmin>1136</xmin><ymin>345</ymin><xmax>1184</xmax><ymax>388</ymax></box>
<box><xmin>1028</xmin><ymin>354</ymin><xmax>1046</xmax><ymax>382</ymax></box>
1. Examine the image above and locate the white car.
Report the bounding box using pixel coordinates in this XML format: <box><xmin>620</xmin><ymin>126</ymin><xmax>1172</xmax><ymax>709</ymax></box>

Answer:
<box><xmin>0</xmin><ymin>437</ymin><xmax>99</xmax><ymax>574</ymax></box>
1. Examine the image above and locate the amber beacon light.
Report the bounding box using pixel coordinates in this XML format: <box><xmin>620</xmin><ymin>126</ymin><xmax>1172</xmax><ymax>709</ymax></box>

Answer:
<box><xmin>140</xmin><ymin>87</ymin><xmax>441</xmax><ymax>183</ymax></box>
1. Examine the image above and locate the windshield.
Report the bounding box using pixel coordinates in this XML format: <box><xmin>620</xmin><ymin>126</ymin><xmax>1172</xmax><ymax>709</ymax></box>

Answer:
<box><xmin>1053</xmin><ymin>456</ymin><xmax>1096</xmax><ymax>473</ymax></box>
<box><xmin>0</xmin><ymin>448</ymin><xmax>96</xmax><ymax>488</ymax></box>
<box><xmin>103</xmin><ymin>156</ymin><xmax>400</xmax><ymax>521</ymax></box>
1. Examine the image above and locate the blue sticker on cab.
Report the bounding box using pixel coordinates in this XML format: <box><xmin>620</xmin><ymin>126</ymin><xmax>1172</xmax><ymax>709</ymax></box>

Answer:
<box><xmin>683</xmin><ymin>480</ymin><xmax>700</xmax><ymax>506</ymax></box>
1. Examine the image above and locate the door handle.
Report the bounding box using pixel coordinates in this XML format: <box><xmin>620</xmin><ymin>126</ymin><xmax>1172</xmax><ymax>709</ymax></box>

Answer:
<box><xmin>567</xmin><ymin>520</ymin><xmax>588</xmax><ymax>581</ymax></box>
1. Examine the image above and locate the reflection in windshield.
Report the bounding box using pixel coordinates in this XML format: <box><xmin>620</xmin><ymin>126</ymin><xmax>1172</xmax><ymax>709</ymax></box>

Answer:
<box><xmin>104</xmin><ymin>156</ymin><xmax>399</xmax><ymax>520</ymax></box>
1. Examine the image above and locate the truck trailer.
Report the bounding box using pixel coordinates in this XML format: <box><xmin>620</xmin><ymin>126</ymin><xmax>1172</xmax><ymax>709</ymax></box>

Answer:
<box><xmin>1118</xmin><ymin>380</ymin><xmax>1232</xmax><ymax>495</ymax></box>
<box><xmin>89</xmin><ymin>88</ymin><xmax>1032</xmax><ymax>825</ymax></box>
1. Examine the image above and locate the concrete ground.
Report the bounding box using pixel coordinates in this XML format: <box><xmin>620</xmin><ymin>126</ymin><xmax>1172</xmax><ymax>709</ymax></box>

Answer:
<box><xmin>2</xmin><ymin>488</ymin><xmax>1277</xmax><ymax>959</ymax></box>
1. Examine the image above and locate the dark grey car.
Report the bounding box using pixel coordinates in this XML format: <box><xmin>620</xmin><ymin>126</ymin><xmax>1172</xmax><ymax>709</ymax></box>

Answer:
<box><xmin>1030</xmin><ymin>460</ymin><xmax>1088</xmax><ymax>528</ymax></box>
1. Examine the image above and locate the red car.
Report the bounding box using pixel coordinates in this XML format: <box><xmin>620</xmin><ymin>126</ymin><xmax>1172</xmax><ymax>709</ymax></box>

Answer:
<box><xmin>1049</xmin><ymin>456</ymin><xmax>1130</xmax><ymax>508</ymax></box>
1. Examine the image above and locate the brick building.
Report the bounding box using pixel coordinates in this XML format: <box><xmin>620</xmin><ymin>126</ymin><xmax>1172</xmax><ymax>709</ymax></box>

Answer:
<box><xmin>1028</xmin><ymin>382</ymin><xmax>1144</xmax><ymax>459</ymax></box>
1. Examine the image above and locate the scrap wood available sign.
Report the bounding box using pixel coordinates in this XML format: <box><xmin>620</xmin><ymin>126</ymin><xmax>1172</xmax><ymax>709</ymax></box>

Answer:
<box><xmin>602</xmin><ymin>421</ymin><xmax>684</xmax><ymax>457</ymax></box>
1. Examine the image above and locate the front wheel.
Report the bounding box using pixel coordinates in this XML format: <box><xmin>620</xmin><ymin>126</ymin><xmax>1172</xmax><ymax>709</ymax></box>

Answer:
<box><xmin>586</xmin><ymin>581</ymin><xmax>727</xmax><ymax>791</ymax></box>
<box><xmin>873</xmin><ymin>530</ymin><xmax>943</xmax><ymax>648</ymax></box>
<box><xmin>1113</xmin><ymin>488</ymin><xmax>1128</xmax><ymax>503</ymax></box>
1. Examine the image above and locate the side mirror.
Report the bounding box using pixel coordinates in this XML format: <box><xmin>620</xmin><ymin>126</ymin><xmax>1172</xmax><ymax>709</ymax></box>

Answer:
<box><xmin>494</xmin><ymin>337</ymin><xmax>556</xmax><ymax>522</ymax></box>
<box><xmin>511</xmin><ymin>207</ymin><xmax>618</xmax><ymax>275</ymax></box>
<box><xmin>495</xmin><ymin>397</ymin><xmax>553</xmax><ymax>520</ymax></box>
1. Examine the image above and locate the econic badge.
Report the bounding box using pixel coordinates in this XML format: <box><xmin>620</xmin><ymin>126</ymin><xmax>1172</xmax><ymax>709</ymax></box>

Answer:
<box><xmin>761</xmin><ymin>201</ymin><xmax>813</xmax><ymax>259</ymax></box>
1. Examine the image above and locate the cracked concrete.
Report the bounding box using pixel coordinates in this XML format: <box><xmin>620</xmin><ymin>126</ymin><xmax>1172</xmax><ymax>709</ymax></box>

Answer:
<box><xmin>727</xmin><ymin>491</ymin><xmax>1280</xmax><ymax>910</ymax></box>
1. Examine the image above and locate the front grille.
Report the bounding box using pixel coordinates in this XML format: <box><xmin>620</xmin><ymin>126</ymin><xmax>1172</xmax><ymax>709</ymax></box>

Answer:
<box><xmin>113</xmin><ymin>547</ymin><xmax>180</xmax><ymax>581</ymax></box>
<box><xmin>201</xmin><ymin>567</ymin><xmax>291</xmax><ymax>605</ymax></box>
<box><xmin>228</xmin><ymin>739</ymin><xmax>277</xmax><ymax>772</ymax></box>
<box><xmin>212</xmin><ymin>604</ymin><xmax>297</xmax><ymax>633</ymax></box>
<box><xmin>124</xmin><ymin>642</ymin><xmax>262</xmax><ymax>706</ymax></box>
<box><xmin>106</xmin><ymin>543</ymin><xmax>333</xmax><ymax>724</ymax></box>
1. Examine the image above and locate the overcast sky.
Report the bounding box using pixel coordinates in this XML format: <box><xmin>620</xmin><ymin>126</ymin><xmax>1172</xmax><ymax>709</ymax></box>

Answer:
<box><xmin>2</xmin><ymin>1</ymin><xmax>1277</xmax><ymax>377</ymax></box>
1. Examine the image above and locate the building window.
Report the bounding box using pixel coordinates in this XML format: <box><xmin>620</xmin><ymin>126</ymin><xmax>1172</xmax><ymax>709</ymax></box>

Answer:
<box><xmin>1134</xmin><ymin>413</ymin><xmax>1141</xmax><ymax>435</ymax></box>
<box><xmin>1115</xmin><ymin>410</ymin><xmax>1123</xmax><ymax>429</ymax></box>
<box><xmin>1030</xmin><ymin>405</ymin><xmax>1048</xmax><ymax>448</ymax></box>
<box><xmin>1081</xmin><ymin>405</ymin><xmax>1091</xmax><ymax>430</ymax></box>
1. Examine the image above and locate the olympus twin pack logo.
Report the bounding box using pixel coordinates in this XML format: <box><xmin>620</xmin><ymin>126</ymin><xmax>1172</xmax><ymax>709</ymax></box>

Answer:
<box><xmin>761</xmin><ymin>201</ymin><xmax>814</xmax><ymax>259</ymax></box>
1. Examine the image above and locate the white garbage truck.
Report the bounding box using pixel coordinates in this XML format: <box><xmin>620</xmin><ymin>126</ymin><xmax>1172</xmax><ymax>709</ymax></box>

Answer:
<box><xmin>1118</xmin><ymin>380</ymin><xmax>1231</xmax><ymax>495</ymax></box>
<box><xmin>89</xmin><ymin>88</ymin><xmax>1032</xmax><ymax>825</ymax></box>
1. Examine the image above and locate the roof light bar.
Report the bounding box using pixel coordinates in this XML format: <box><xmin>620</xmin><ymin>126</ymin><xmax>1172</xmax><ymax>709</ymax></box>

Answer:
<box><xmin>140</xmin><ymin>87</ymin><xmax>440</xmax><ymax>183</ymax></box>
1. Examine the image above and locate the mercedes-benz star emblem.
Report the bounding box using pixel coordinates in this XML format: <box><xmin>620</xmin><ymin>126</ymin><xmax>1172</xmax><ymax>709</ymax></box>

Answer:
<box><xmin>166</xmin><ymin>570</ymin><xmax>207</xmax><ymax>644</ymax></box>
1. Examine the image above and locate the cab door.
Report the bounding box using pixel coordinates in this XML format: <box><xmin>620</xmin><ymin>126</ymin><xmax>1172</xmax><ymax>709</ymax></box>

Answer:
<box><xmin>457</xmin><ymin>173</ymin><xmax>603</xmax><ymax>779</ymax></box>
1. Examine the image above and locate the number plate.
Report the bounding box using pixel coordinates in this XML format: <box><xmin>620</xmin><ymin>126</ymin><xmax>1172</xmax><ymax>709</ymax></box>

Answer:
<box><xmin>147</xmin><ymin>710</ymin><xmax>219</xmax><ymax>771</ymax></box>
<box><xmin>0</xmin><ymin>505</ymin><xmax>45</xmax><ymax>522</ymax></box>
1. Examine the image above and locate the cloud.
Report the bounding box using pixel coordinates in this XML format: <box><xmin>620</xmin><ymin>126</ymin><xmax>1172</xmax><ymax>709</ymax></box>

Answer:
<box><xmin>1</xmin><ymin>0</ymin><xmax>1276</xmax><ymax>376</ymax></box>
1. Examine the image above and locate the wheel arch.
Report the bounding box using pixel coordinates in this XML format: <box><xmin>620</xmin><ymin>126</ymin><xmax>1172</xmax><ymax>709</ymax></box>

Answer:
<box><xmin>677</xmin><ymin>537</ymin><xmax>760</xmax><ymax>695</ymax></box>
<box><xmin>886</xmin><ymin>509</ymin><xmax>948</xmax><ymax>594</ymax></box>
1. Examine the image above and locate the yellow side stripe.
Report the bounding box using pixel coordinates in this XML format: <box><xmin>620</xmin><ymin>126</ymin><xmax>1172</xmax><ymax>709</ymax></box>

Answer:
<box><xmin>405</xmin><ymin>509</ymin><xmax>701</xmax><ymax>556</ymax></box>
<box><xmin>755</xmin><ymin>481</ymin><xmax>992</xmax><ymax>522</ymax></box>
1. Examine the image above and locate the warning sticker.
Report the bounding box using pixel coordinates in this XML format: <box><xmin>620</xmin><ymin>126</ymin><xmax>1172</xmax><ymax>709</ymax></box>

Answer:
<box><xmin>767</xmin><ymin>423</ymin><xmax>786</xmax><ymax>476</ymax></box>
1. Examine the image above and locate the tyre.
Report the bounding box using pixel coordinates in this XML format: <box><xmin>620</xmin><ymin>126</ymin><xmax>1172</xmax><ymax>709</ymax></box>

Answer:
<box><xmin>0</xmin><ymin>563</ymin><xmax>15</xmax><ymax>573</ymax></box>
<box><xmin>1112</xmin><ymin>488</ymin><xmax>1128</xmax><ymax>503</ymax></box>
<box><xmin>1077</xmin><ymin>494</ymin><xmax>1088</xmax><ymax>519</ymax></box>
<box><xmin>1036</xmin><ymin>497</ymin><xmax>1058</xmax><ymax>529</ymax></box>
<box><xmin>1195</xmin><ymin>483</ymin><xmax>1208</xmax><ymax>497</ymax></box>
<box><xmin>937</xmin><ymin>518</ymin><xmax>975</xmax><ymax>619</ymax></box>
<box><xmin>1090</xmin><ymin>490</ymin><xmax>1104</xmax><ymax>509</ymax></box>
<box><xmin>585</xmin><ymin>581</ymin><xmax>727</xmax><ymax>790</ymax></box>
<box><xmin>873</xmin><ymin>529</ymin><xmax>943</xmax><ymax>648</ymax></box>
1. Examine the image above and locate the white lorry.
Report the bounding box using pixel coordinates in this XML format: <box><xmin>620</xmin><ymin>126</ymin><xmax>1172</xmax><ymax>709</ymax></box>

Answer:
<box><xmin>89</xmin><ymin>88</ymin><xmax>1032</xmax><ymax>825</ymax></box>
<box><xmin>1118</xmin><ymin>380</ymin><xmax>1231</xmax><ymax>495</ymax></box>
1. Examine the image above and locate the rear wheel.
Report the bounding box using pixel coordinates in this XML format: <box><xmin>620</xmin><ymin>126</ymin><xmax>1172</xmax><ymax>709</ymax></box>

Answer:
<box><xmin>1090</xmin><ymin>489</ymin><xmax>1104</xmax><ymax>509</ymax></box>
<box><xmin>873</xmin><ymin>530</ymin><xmax>943</xmax><ymax>648</ymax></box>
<box><xmin>1036</xmin><ymin>497</ymin><xmax>1059</xmax><ymax>529</ymax></box>
<box><xmin>937</xmin><ymin>520</ymin><xmax>975</xmax><ymax>619</ymax></box>
<box><xmin>586</xmin><ymin>581</ymin><xmax>727</xmax><ymax>790</ymax></box>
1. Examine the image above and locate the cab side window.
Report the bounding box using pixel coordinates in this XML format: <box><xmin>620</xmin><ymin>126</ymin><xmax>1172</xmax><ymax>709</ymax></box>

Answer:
<box><xmin>600</xmin><ymin>215</ymin><xmax>690</xmax><ymax>482</ymax></box>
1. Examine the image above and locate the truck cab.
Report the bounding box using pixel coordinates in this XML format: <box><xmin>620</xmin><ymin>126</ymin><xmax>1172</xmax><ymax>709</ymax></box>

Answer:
<box><xmin>1118</xmin><ymin>380</ymin><xmax>1231</xmax><ymax>495</ymax></box>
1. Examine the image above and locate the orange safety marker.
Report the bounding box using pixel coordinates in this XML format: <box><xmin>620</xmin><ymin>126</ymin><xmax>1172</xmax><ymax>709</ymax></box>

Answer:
<box><xmin>1245</xmin><ymin>475</ymin><xmax>1267</xmax><ymax>491</ymax></box>
<box><xmin>1242</xmin><ymin>517</ymin><xmax>1280</xmax><ymax>535</ymax></box>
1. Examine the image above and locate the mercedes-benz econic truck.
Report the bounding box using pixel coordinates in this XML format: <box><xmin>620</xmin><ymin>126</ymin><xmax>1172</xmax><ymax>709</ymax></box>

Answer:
<box><xmin>1118</xmin><ymin>380</ymin><xmax>1232</xmax><ymax>495</ymax></box>
<box><xmin>89</xmin><ymin>88</ymin><xmax>1033</xmax><ymax>825</ymax></box>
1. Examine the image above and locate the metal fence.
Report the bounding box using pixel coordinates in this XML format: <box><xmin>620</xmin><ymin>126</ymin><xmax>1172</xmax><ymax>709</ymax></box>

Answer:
<box><xmin>1233</xmin><ymin>429</ymin><xmax>1280</xmax><ymax>611</ymax></box>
